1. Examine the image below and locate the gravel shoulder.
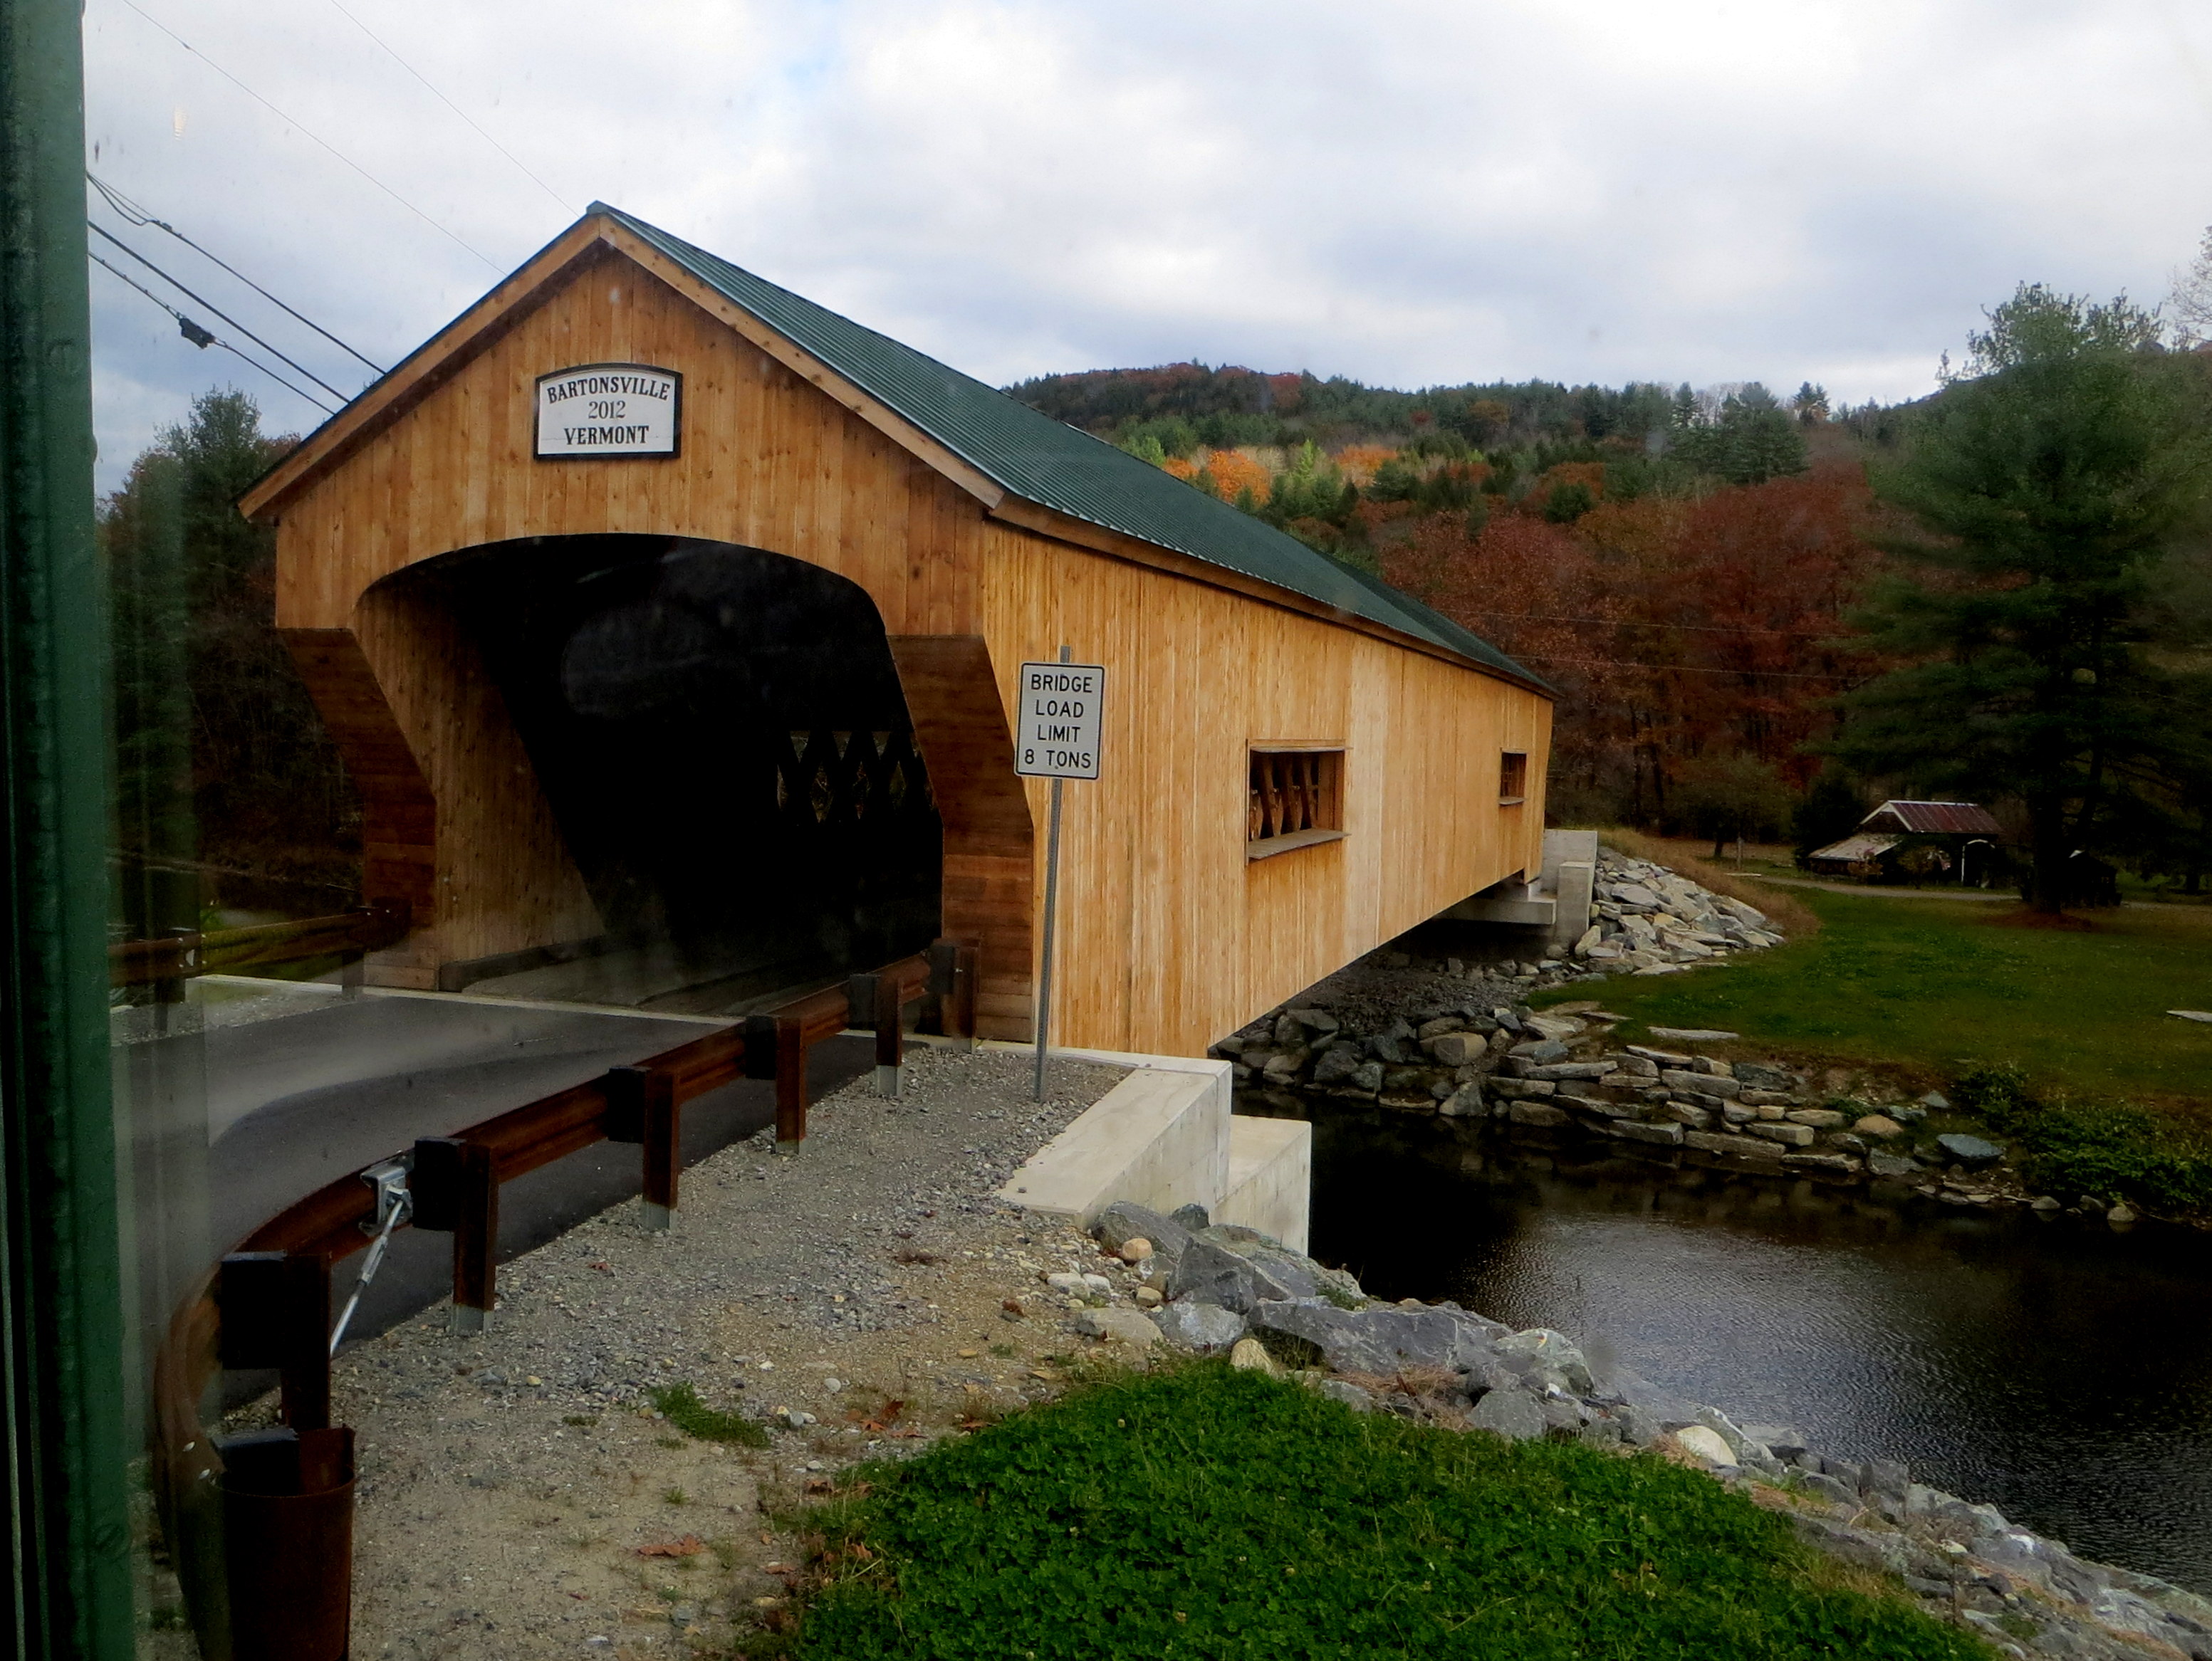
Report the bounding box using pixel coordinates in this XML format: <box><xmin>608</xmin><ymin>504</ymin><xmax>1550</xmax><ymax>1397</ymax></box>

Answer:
<box><xmin>256</xmin><ymin>1044</ymin><xmax>1138</xmax><ymax>1660</ymax></box>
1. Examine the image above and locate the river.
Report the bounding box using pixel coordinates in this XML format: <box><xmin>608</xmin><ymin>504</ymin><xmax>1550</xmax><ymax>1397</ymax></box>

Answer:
<box><xmin>1271</xmin><ymin>1100</ymin><xmax>2212</xmax><ymax>1593</ymax></box>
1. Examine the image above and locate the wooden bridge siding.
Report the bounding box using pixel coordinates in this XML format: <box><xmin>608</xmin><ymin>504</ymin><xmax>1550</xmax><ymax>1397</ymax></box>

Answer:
<box><xmin>271</xmin><ymin>251</ymin><xmax>984</xmax><ymax>637</ymax></box>
<box><xmin>262</xmin><ymin>253</ymin><xmax>1547</xmax><ymax>1048</ymax></box>
<box><xmin>348</xmin><ymin>579</ymin><xmax>602</xmax><ymax>981</ymax></box>
<box><xmin>979</xmin><ymin>532</ymin><xmax>1552</xmax><ymax>1058</ymax></box>
<box><xmin>267</xmin><ymin>256</ymin><xmax>1026</xmax><ymax>1005</ymax></box>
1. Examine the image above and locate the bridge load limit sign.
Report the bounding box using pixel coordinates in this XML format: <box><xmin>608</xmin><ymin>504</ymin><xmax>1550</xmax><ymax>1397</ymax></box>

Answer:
<box><xmin>1015</xmin><ymin>661</ymin><xmax>1105</xmax><ymax>779</ymax></box>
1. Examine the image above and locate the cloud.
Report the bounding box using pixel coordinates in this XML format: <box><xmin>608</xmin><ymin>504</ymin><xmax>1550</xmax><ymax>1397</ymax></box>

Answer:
<box><xmin>81</xmin><ymin>0</ymin><xmax>2212</xmax><ymax>485</ymax></box>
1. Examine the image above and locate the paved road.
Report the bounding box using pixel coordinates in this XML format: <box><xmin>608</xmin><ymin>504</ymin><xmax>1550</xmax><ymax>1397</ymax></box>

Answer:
<box><xmin>118</xmin><ymin>983</ymin><xmax>870</xmax><ymax>1382</ymax></box>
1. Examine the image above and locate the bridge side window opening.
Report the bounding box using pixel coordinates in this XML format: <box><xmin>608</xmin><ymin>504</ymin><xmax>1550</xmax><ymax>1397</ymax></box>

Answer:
<box><xmin>1499</xmin><ymin>750</ymin><xmax>1528</xmax><ymax>805</ymax></box>
<box><xmin>1248</xmin><ymin>746</ymin><xmax>1345</xmax><ymax>860</ymax></box>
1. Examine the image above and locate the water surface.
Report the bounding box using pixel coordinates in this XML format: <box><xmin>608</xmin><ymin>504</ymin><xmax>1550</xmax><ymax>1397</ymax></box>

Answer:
<box><xmin>1289</xmin><ymin>1106</ymin><xmax>2212</xmax><ymax>1591</ymax></box>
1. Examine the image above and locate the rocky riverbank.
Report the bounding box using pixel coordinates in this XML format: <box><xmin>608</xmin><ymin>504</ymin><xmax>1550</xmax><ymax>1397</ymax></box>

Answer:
<box><xmin>1216</xmin><ymin>850</ymin><xmax>2146</xmax><ymax>1224</ymax></box>
<box><xmin>1069</xmin><ymin>1199</ymin><xmax>2212</xmax><ymax>1660</ymax></box>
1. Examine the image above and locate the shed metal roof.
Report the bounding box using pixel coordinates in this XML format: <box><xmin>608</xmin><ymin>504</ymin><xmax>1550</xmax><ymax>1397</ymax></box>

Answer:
<box><xmin>591</xmin><ymin>204</ymin><xmax>1540</xmax><ymax>687</ymax></box>
<box><xmin>1807</xmin><ymin>833</ymin><xmax>1902</xmax><ymax>864</ymax></box>
<box><xmin>1861</xmin><ymin>800</ymin><xmax>2005</xmax><ymax>836</ymax></box>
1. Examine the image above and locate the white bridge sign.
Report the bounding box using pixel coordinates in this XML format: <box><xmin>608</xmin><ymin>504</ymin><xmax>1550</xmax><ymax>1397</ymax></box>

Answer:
<box><xmin>535</xmin><ymin>362</ymin><xmax>682</xmax><ymax>458</ymax></box>
<box><xmin>1015</xmin><ymin>661</ymin><xmax>1105</xmax><ymax>779</ymax></box>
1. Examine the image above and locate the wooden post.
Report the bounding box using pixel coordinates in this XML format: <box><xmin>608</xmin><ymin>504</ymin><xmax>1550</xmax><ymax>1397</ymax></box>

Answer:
<box><xmin>872</xmin><ymin>969</ymin><xmax>904</xmax><ymax>1095</ymax></box>
<box><xmin>641</xmin><ymin>1069</ymin><xmax>678</xmax><ymax>1230</ymax></box>
<box><xmin>773</xmin><ymin>1017</ymin><xmax>807</xmax><ymax>1153</ymax></box>
<box><xmin>453</xmin><ymin>1142</ymin><xmax>496</xmax><ymax>1330</ymax></box>
<box><xmin>952</xmin><ymin>940</ymin><xmax>979</xmax><ymax>1045</ymax></box>
<box><xmin>924</xmin><ymin>936</ymin><xmax>979</xmax><ymax>1047</ymax></box>
<box><xmin>604</xmin><ymin>1064</ymin><xmax>679</xmax><ymax>1228</ymax></box>
<box><xmin>412</xmin><ymin>1136</ymin><xmax>499</xmax><ymax>1331</ymax></box>
<box><xmin>849</xmin><ymin>968</ymin><xmax>907</xmax><ymax>1096</ymax></box>
<box><xmin>744</xmin><ymin>1013</ymin><xmax>810</xmax><ymax>1155</ymax></box>
<box><xmin>217</xmin><ymin>1252</ymin><xmax>332</xmax><ymax>1431</ymax></box>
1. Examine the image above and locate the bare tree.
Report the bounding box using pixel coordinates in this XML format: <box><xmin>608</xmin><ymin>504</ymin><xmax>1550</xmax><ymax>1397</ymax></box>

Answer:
<box><xmin>2171</xmin><ymin>225</ymin><xmax>2212</xmax><ymax>348</ymax></box>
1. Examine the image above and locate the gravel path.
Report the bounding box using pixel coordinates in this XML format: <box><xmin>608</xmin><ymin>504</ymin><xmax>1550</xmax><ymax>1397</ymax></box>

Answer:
<box><xmin>259</xmin><ymin>1043</ymin><xmax>1133</xmax><ymax>1660</ymax></box>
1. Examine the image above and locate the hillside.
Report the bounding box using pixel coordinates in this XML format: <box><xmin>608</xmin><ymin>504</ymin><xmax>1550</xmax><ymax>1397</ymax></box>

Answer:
<box><xmin>1006</xmin><ymin>363</ymin><xmax>1890</xmax><ymax>835</ymax></box>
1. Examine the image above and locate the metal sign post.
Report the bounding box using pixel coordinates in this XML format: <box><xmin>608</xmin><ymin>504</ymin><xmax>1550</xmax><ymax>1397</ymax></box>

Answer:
<box><xmin>1015</xmin><ymin>649</ymin><xmax>1105</xmax><ymax>1101</ymax></box>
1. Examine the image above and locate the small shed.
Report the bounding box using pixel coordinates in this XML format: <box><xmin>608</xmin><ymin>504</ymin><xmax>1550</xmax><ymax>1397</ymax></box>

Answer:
<box><xmin>1807</xmin><ymin>800</ymin><xmax>2006</xmax><ymax>884</ymax></box>
<box><xmin>238</xmin><ymin>204</ymin><xmax>1553</xmax><ymax>1057</ymax></box>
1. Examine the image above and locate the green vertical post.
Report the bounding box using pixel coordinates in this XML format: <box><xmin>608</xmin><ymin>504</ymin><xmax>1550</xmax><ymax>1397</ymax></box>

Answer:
<box><xmin>0</xmin><ymin>0</ymin><xmax>135</xmax><ymax>1654</ymax></box>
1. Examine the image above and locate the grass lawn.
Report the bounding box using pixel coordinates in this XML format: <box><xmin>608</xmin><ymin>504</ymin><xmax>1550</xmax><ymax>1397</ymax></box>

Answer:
<box><xmin>1549</xmin><ymin>886</ymin><xmax>2212</xmax><ymax>1109</ymax></box>
<box><xmin>778</xmin><ymin>1365</ymin><xmax>1991</xmax><ymax>1660</ymax></box>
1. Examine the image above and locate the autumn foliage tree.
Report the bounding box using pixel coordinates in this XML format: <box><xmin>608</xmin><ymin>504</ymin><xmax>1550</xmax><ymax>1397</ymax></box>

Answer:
<box><xmin>1383</xmin><ymin>466</ymin><xmax>1884</xmax><ymax>824</ymax></box>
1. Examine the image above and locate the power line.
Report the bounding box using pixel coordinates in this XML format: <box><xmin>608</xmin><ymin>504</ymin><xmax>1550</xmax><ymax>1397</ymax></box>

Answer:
<box><xmin>90</xmin><ymin>252</ymin><xmax>340</xmax><ymax>415</ymax></box>
<box><xmin>320</xmin><ymin>0</ymin><xmax>573</xmax><ymax>214</ymax></box>
<box><xmin>118</xmin><ymin>0</ymin><xmax>500</xmax><ymax>271</ymax></box>
<box><xmin>88</xmin><ymin>171</ymin><xmax>386</xmax><ymax>374</ymax></box>
<box><xmin>1508</xmin><ymin>651</ymin><xmax>1864</xmax><ymax>683</ymax></box>
<box><xmin>89</xmin><ymin>221</ymin><xmax>352</xmax><ymax>402</ymax></box>
<box><xmin>1464</xmin><ymin>609</ymin><xmax>1853</xmax><ymax>640</ymax></box>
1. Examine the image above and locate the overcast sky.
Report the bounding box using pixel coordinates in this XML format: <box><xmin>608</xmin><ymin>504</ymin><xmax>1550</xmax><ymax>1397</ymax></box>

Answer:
<box><xmin>82</xmin><ymin>0</ymin><xmax>2212</xmax><ymax>488</ymax></box>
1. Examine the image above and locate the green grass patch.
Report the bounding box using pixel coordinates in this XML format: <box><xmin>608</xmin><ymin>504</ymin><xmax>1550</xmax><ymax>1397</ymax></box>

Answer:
<box><xmin>1953</xmin><ymin>1065</ymin><xmax>2212</xmax><ymax>1213</ymax></box>
<box><xmin>650</xmin><ymin>1381</ymin><xmax>770</xmax><ymax>1447</ymax></box>
<box><xmin>781</xmin><ymin>1365</ymin><xmax>1989</xmax><ymax>1660</ymax></box>
<box><xmin>1542</xmin><ymin>887</ymin><xmax>2212</xmax><ymax>1105</ymax></box>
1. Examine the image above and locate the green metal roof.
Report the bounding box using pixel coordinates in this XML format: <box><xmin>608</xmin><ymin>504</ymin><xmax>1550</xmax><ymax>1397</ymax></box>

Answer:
<box><xmin>594</xmin><ymin>204</ymin><xmax>1543</xmax><ymax>688</ymax></box>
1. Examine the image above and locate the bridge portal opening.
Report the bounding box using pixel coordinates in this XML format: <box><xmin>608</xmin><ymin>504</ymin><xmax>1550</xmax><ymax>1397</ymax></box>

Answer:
<box><xmin>405</xmin><ymin>534</ymin><xmax>942</xmax><ymax>1010</ymax></box>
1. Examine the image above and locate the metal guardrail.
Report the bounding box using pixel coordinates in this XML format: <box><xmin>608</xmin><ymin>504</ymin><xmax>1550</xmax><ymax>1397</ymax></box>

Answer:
<box><xmin>150</xmin><ymin>933</ymin><xmax>979</xmax><ymax>1660</ymax></box>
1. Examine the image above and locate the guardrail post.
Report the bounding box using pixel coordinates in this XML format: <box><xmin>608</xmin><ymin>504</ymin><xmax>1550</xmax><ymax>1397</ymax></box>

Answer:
<box><xmin>744</xmin><ymin>1014</ymin><xmax>810</xmax><ymax>1155</ymax></box>
<box><xmin>850</xmin><ymin>969</ymin><xmax>907</xmax><ymax>1096</ymax></box>
<box><xmin>607</xmin><ymin>1065</ymin><xmax>680</xmax><ymax>1229</ymax></box>
<box><xmin>411</xmin><ymin>1137</ymin><xmax>499</xmax><ymax>1331</ymax></box>
<box><xmin>927</xmin><ymin>936</ymin><xmax>980</xmax><ymax>1048</ymax></box>
<box><xmin>216</xmin><ymin>1252</ymin><xmax>332</xmax><ymax>1430</ymax></box>
<box><xmin>217</xmin><ymin>1425</ymin><xmax>355</xmax><ymax>1661</ymax></box>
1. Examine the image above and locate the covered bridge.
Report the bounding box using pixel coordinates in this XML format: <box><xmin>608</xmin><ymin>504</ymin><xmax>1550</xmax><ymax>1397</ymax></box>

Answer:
<box><xmin>239</xmin><ymin>204</ymin><xmax>1553</xmax><ymax>1057</ymax></box>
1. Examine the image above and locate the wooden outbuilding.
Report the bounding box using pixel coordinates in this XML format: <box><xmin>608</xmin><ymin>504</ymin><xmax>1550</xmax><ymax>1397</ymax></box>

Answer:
<box><xmin>1805</xmin><ymin>800</ymin><xmax>2007</xmax><ymax>884</ymax></box>
<box><xmin>239</xmin><ymin>204</ymin><xmax>1553</xmax><ymax>1057</ymax></box>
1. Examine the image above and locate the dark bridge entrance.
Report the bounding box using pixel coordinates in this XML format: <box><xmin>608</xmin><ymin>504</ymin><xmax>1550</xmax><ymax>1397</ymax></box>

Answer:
<box><xmin>416</xmin><ymin>534</ymin><xmax>942</xmax><ymax>1012</ymax></box>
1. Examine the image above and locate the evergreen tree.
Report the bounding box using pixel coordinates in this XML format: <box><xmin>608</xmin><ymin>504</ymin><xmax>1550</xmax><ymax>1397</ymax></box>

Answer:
<box><xmin>1672</xmin><ymin>383</ymin><xmax>1808</xmax><ymax>486</ymax></box>
<box><xmin>1835</xmin><ymin>285</ymin><xmax>2211</xmax><ymax>911</ymax></box>
<box><xmin>101</xmin><ymin>389</ymin><xmax>358</xmax><ymax>908</ymax></box>
<box><xmin>1542</xmin><ymin>481</ymin><xmax>1595</xmax><ymax>523</ymax></box>
<box><xmin>1790</xmin><ymin>767</ymin><xmax>1867</xmax><ymax>865</ymax></box>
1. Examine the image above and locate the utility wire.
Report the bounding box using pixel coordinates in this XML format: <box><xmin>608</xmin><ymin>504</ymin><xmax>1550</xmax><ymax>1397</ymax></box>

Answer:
<box><xmin>320</xmin><ymin>0</ymin><xmax>573</xmax><ymax>214</ymax></box>
<box><xmin>90</xmin><ymin>251</ymin><xmax>340</xmax><ymax>414</ymax></box>
<box><xmin>1464</xmin><ymin>609</ymin><xmax>1855</xmax><ymax>640</ymax></box>
<box><xmin>1508</xmin><ymin>651</ymin><xmax>1862</xmax><ymax>683</ymax></box>
<box><xmin>88</xmin><ymin>171</ymin><xmax>386</xmax><ymax>374</ymax></box>
<box><xmin>118</xmin><ymin>0</ymin><xmax>500</xmax><ymax>271</ymax></box>
<box><xmin>89</xmin><ymin>221</ymin><xmax>352</xmax><ymax>402</ymax></box>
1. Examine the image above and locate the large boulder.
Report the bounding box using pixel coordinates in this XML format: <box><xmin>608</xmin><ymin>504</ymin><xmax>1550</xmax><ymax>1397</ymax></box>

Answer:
<box><xmin>1073</xmin><ymin>1308</ymin><xmax>1162</xmax><ymax>1348</ymax></box>
<box><xmin>1498</xmin><ymin>1328</ymin><xmax>1595</xmax><ymax>1393</ymax></box>
<box><xmin>1311</xmin><ymin>1043</ymin><xmax>1365</xmax><ymax>1086</ymax></box>
<box><xmin>1092</xmin><ymin>1201</ymin><xmax>1193</xmax><ymax>1274</ymax></box>
<box><xmin>1674</xmin><ymin>1425</ymin><xmax>1736</xmax><ymax>1467</ymax></box>
<box><xmin>1247</xmin><ymin>1299</ymin><xmax>1506</xmax><ymax>1377</ymax></box>
<box><xmin>1936</xmin><ymin>1133</ymin><xmax>2004</xmax><ymax>1166</ymax></box>
<box><xmin>1164</xmin><ymin>1229</ymin><xmax>1362</xmax><ymax>1314</ymax></box>
<box><xmin>1468</xmin><ymin>1388</ymin><xmax>1545</xmax><ymax>1441</ymax></box>
<box><xmin>1150</xmin><ymin>1301</ymin><xmax>1246</xmax><ymax>1353</ymax></box>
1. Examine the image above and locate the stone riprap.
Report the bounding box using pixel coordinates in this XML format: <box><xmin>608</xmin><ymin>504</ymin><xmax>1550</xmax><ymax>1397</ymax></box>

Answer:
<box><xmin>1577</xmin><ymin>850</ymin><xmax>1787</xmax><ymax>973</ymax></box>
<box><xmin>1085</xmin><ymin>1202</ymin><xmax>2212</xmax><ymax>1661</ymax></box>
<box><xmin>1214</xmin><ymin>851</ymin><xmax>2154</xmax><ymax>1221</ymax></box>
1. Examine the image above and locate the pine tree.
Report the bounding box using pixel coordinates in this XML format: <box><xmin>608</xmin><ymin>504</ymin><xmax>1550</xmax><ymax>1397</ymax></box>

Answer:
<box><xmin>101</xmin><ymin>389</ymin><xmax>358</xmax><ymax>909</ymax></box>
<box><xmin>1835</xmin><ymin>285</ymin><xmax>2211</xmax><ymax>911</ymax></box>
